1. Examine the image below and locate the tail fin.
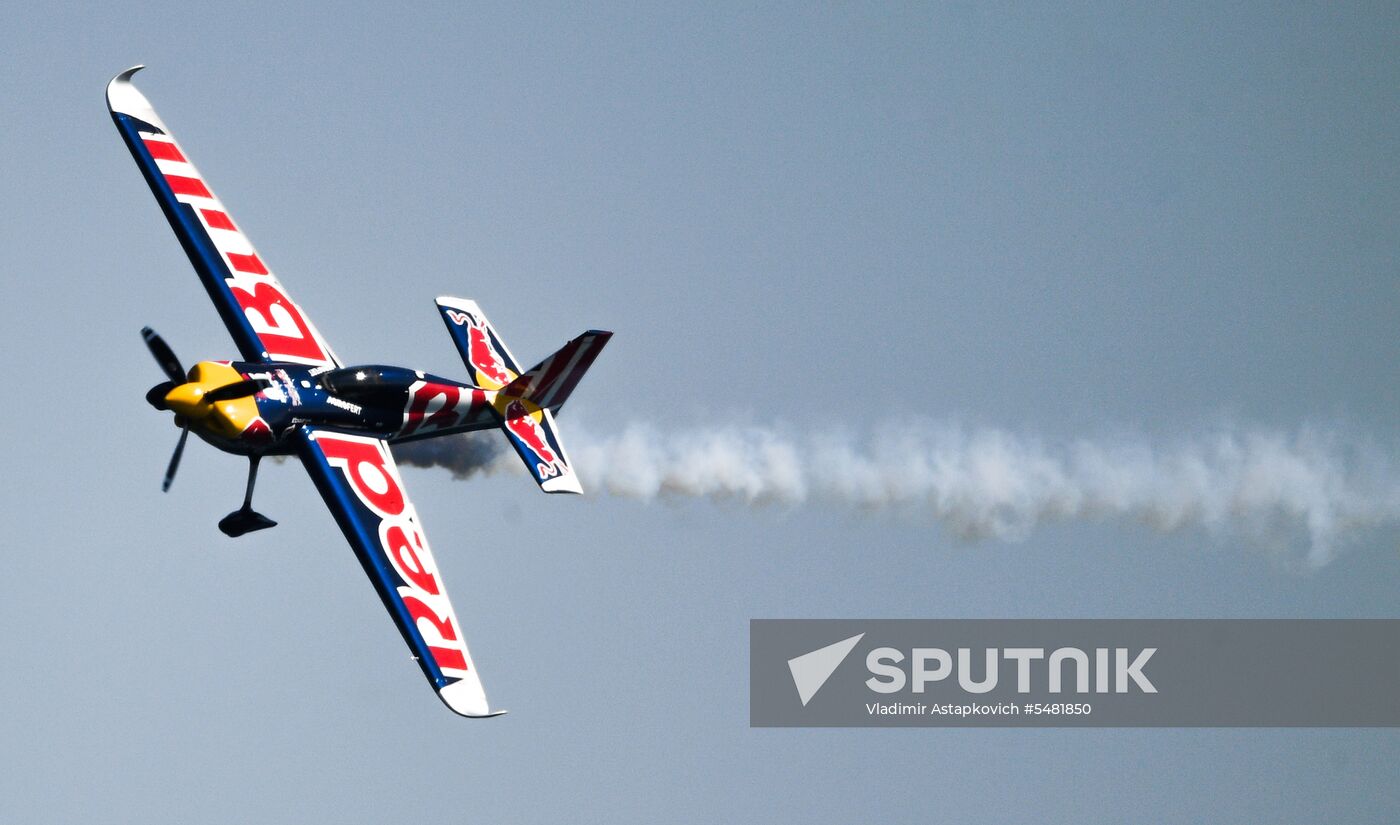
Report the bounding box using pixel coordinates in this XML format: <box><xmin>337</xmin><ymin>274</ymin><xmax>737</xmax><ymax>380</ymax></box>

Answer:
<box><xmin>434</xmin><ymin>297</ymin><xmax>611</xmax><ymax>495</ymax></box>
<box><xmin>500</xmin><ymin>330</ymin><xmax>612</xmax><ymax>411</ymax></box>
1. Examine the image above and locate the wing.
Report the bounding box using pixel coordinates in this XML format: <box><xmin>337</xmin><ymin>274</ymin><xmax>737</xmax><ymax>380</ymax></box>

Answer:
<box><xmin>295</xmin><ymin>426</ymin><xmax>504</xmax><ymax>717</ymax></box>
<box><xmin>107</xmin><ymin>66</ymin><xmax>340</xmax><ymax>368</ymax></box>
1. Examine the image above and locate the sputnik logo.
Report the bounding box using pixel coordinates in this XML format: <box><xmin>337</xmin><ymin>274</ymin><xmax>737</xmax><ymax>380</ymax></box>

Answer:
<box><xmin>787</xmin><ymin>633</ymin><xmax>864</xmax><ymax>706</ymax></box>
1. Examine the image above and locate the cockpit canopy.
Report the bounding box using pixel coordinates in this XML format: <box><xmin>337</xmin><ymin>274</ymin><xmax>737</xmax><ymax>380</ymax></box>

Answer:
<box><xmin>320</xmin><ymin>365</ymin><xmax>420</xmax><ymax>399</ymax></box>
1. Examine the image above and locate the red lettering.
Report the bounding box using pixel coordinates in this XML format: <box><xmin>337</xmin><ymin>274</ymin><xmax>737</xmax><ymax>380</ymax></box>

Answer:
<box><xmin>403</xmin><ymin>384</ymin><xmax>460</xmax><ymax>435</ymax></box>
<box><xmin>402</xmin><ymin>595</ymin><xmax>468</xmax><ymax>672</ymax></box>
<box><xmin>317</xmin><ymin>435</ymin><xmax>405</xmax><ymax>517</ymax></box>
<box><xmin>385</xmin><ymin>524</ymin><xmax>439</xmax><ymax>595</ymax></box>
<box><xmin>229</xmin><ymin>280</ymin><xmax>326</xmax><ymax>362</ymax></box>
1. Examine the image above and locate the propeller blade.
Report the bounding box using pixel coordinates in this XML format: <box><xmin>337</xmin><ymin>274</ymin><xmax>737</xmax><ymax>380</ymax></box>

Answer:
<box><xmin>142</xmin><ymin>327</ymin><xmax>185</xmax><ymax>383</ymax></box>
<box><xmin>162</xmin><ymin>425</ymin><xmax>190</xmax><ymax>492</ymax></box>
<box><xmin>204</xmin><ymin>377</ymin><xmax>274</xmax><ymax>403</ymax></box>
<box><xmin>145</xmin><ymin>381</ymin><xmax>176</xmax><ymax>410</ymax></box>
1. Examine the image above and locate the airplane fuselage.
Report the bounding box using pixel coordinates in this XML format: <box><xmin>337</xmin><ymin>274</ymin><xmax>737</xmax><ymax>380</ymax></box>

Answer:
<box><xmin>183</xmin><ymin>360</ymin><xmax>515</xmax><ymax>456</ymax></box>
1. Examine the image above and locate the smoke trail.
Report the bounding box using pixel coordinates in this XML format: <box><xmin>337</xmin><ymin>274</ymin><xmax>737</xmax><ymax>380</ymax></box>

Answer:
<box><xmin>393</xmin><ymin>422</ymin><xmax>1400</xmax><ymax>567</ymax></box>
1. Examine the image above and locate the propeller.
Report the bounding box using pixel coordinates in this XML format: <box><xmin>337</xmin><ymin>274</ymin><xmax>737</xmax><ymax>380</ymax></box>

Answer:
<box><xmin>143</xmin><ymin>326</ymin><xmax>189</xmax><ymax>490</ymax></box>
<box><xmin>162</xmin><ymin>424</ymin><xmax>189</xmax><ymax>492</ymax></box>
<box><xmin>145</xmin><ymin>381</ymin><xmax>176</xmax><ymax>410</ymax></box>
<box><xmin>142</xmin><ymin>327</ymin><xmax>184</xmax><ymax>411</ymax></box>
<box><xmin>141</xmin><ymin>326</ymin><xmax>185</xmax><ymax>383</ymax></box>
<box><xmin>203</xmin><ymin>377</ymin><xmax>274</xmax><ymax>403</ymax></box>
<box><xmin>141</xmin><ymin>326</ymin><xmax>270</xmax><ymax>491</ymax></box>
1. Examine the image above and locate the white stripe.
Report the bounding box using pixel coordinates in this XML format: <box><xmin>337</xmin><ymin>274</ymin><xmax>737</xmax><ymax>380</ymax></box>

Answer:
<box><xmin>210</xmin><ymin>229</ymin><xmax>256</xmax><ymax>257</ymax></box>
<box><xmin>153</xmin><ymin>157</ymin><xmax>201</xmax><ymax>179</ymax></box>
<box><xmin>538</xmin><ymin>341</ymin><xmax>591</xmax><ymax>408</ymax></box>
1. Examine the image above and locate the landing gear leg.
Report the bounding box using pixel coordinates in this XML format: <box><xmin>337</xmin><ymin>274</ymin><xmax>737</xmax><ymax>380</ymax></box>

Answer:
<box><xmin>218</xmin><ymin>455</ymin><xmax>278</xmax><ymax>537</ymax></box>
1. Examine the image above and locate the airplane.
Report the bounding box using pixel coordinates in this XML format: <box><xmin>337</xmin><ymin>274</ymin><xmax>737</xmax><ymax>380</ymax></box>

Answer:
<box><xmin>107</xmin><ymin>66</ymin><xmax>611</xmax><ymax>718</ymax></box>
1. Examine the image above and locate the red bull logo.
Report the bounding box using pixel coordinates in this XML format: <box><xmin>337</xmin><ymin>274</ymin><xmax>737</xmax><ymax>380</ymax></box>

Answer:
<box><xmin>467</xmin><ymin>326</ymin><xmax>513</xmax><ymax>388</ymax></box>
<box><xmin>445</xmin><ymin>307</ymin><xmax>515</xmax><ymax>388</ymax></box>
<box><xmin>503</xmin><ymin>399</ymin><xmax>560</xmax><ymax>477</ymax></box>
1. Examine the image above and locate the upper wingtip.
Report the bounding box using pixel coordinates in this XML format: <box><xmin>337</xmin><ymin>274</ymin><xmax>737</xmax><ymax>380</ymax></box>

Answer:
<box><xmin>106</xmin><ymin>64</ymin><xmax>145</xmax><ymax>100</ymax></box>
<box><xmin>435</xmin><ymin>296</ymin><xmax>481</xmax><ymax>312</ymax></box>
<box><xmin>106</xmin><ymin>65</ymin><xmax>165</xmax><ymax>130</ymax></box>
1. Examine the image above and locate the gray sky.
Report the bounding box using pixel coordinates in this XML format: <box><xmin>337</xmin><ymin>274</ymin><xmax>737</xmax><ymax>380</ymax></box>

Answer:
<box><xmin>4</xmin><ymin>3</ymin><xmax>1399</xmax><ymax>822</ymax></box>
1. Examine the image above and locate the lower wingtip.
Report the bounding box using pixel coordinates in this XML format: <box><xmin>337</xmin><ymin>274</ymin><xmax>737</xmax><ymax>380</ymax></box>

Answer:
<box><xmin>437</xmin><ymin>677</ymin><xmax>506</xmax><ymax>718</ymax></box>
<box><xmin>541</xmin><ymin>473</ymin><xmax>584</xmax><ymax>495</ymax></box>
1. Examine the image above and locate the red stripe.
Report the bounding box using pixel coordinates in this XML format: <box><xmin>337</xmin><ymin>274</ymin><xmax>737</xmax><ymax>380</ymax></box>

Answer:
<box><xmin>143</xmin><ymin>139</ymin><xmax>186</xmax><ymax>162</ymax></box>
<box><xmin>431</xmin><ymin>646</ymin><xmax>468</xmax><ymax>672</ymax></box>
<box><xmin>165</xmin><ymin>175</ymin><xmax>212</xmax><ymax>198</ymax></box>
<box><xmin>533</xmin><ymin>340</ymin><xmax>581</xmax><ymax>404</ymax></box>
<box><xmin>550</xmin><ymin>337</ymin><xmax>607</xmax><ymax>407</ymax></box>
<box><xmin>200</xmin><ymin>209</ymin><xmax>237</xmax><ymax>231</ymax></box>
<box><xmin>227</xmin><ymin>252</ymin><xmax>268</xmax><ymax>275</ymax></box>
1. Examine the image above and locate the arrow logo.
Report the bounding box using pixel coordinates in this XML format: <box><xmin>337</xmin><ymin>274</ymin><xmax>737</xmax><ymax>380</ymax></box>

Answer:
<box><xmin>787</xmin><ymin>633</ymin><xmax>865</xmax><ymax>706</ymax></box>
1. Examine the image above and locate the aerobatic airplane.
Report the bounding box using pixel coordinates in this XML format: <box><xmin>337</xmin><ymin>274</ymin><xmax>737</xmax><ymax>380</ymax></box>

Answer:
<box><xmin>108</xmin><ymin>66</ymin><xmax>610</xmax><ymax>717</ymax></box>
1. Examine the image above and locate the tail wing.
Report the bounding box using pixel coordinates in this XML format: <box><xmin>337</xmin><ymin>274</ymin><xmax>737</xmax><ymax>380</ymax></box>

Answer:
<box><xmin>434</xmin><ymin>297</ymin><xmax>522</xmax><ymax>390</ymax></box>
<box><xmin>499</xmin><ymin>401</ymin><xmax>582</xmax><ymax>494</ymax></box>
<box><xmin>435</xmin><ymin>297</ymin><xmax>610</xmax><ymax>495</ymax></box>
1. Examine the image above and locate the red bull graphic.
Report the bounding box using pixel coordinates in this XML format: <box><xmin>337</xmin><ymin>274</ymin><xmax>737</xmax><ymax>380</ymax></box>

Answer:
<box><xmin>503</xmin><ymin>399</ymin><xmax>560</xmax><ymax>478</ymax></box>
<box><xmin>433</xmin><ymin>298</ymin><xmax>589</xmax><ymax>493</ymax></box>
<box><xmin>468</xmin><ymin>326</ymin><xmax>514</xmax><ymax>387</ymax></box>
<box><xmin>441</xmin><ymin>304</ymin><xmax>518</xmax><ymax>389</ymax></box>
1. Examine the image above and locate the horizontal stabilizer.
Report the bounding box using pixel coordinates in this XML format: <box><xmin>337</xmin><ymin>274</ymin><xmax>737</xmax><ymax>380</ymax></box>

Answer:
<box><xmin>501</xmin><ymin>402</ymin><xmax>582</xmax><ymax>494</ymax></box>
<box><xmin>434</xmin><ymin>297</ymin><xmax>522</xmax><ymax>390</ymax></box>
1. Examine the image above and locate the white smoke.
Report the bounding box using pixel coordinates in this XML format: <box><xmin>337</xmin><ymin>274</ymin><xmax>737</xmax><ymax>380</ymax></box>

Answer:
<box><xmin>394</xmin><ymin>422</ymin><xmax>1400</xmax><ymax>568</ymax></box>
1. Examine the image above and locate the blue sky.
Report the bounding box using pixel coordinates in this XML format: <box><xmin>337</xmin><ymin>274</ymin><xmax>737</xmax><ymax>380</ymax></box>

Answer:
<box><xmin>4</xmin><ymin>3</ymin><xmax>1399</xmax><ymax>822</ymax></box>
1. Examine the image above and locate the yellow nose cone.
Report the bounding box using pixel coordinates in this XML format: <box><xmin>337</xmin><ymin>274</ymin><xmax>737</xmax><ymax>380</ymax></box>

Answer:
<box><xmin>164</xmin><ymin>383</ymin><xmax>209</xmax><ymax>419</ymax></box>
<box><xmin>161</xmin><ymin>361</ymin><xmax>262</xmax><ymax>440</ymax></box>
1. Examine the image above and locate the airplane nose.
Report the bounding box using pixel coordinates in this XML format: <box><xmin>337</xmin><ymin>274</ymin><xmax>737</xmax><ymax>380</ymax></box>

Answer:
<box><xmin>164</xmin><ymin>383</ymin><xmax>208</xmax><ymax>419</ymax></box>
<box><xmin>153</xmin><ymin>362</ymin><xmax>263</xmax><ymax>439</ymax></box>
